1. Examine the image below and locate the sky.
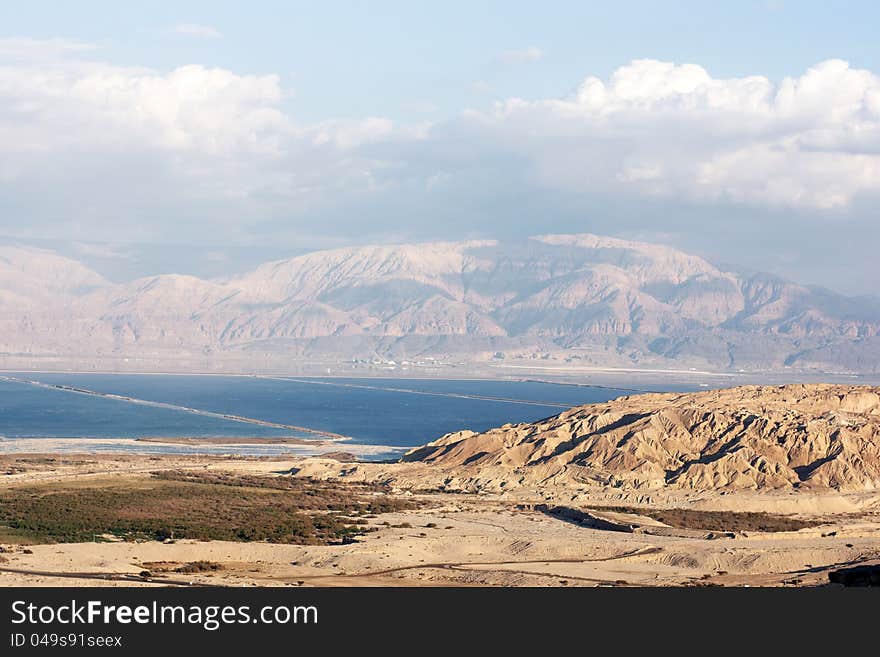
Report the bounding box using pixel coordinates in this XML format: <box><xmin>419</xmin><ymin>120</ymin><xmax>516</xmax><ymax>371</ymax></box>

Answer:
<box><xmin>0</xmin><ymin>1</ymin><xmax>879</xmax><ymax>294</ymax></box>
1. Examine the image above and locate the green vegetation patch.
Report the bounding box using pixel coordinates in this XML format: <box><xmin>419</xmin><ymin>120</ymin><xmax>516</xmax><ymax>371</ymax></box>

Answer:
<box><xmin>0</xmin><ymin>471</ymin><xmax>420</xmax><ymax>545</ymax></box>
<box><xmin>596</xmin><ymin>505</ymin><xmax>822</xmax><ymax>532</ymax></box>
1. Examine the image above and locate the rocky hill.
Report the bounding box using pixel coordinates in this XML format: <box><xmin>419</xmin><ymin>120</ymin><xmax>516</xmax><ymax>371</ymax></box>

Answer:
<box><xmin>2</xmin><ymin>235</ymin><xmax>879</xmax><ymax>372</ymax></box>
<box><xmin>403</xmin><ymin>385</ymin><xmax>880</xmax><ymax>493</ymax></box>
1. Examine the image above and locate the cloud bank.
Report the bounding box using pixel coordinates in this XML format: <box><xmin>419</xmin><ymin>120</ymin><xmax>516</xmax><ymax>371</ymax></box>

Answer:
<box><xmin>0</xmin><ymin>40</ymin><xmax>879</xmax><ymax>289</ymax></box>
<box><xmin>514</xmin><ymin>58</ymin><xmax>880</xmax><ymax>209</ymax></box>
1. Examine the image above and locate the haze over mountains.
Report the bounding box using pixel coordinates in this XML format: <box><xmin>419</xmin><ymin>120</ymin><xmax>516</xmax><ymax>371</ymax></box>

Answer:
<box><xmin>1</xmin><ymin>234</ymin><xmax>878</xmax><ymax>374</ymax></box>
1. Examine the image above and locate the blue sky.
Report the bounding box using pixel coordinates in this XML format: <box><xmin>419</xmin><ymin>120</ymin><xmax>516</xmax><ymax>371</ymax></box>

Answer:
<box><xmin>3</xmin><ymin>1</ymin><xmax>878</xmax><ymax>121</ymax></box>
<box><xmin>0</xmin><ymin>1</ymin><xmax>879</xmax><ymax>293</ymax></box>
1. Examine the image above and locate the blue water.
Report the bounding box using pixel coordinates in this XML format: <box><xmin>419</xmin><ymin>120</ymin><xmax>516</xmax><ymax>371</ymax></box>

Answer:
<box><xmin>0</xmin><ymin>373</ymin><xmax>650</xmax><ymax>449</ymax></box>
<box><xmin>0</xmin><ymin>378</ymin><xmax>293</xmax><ymax>440</ymax></box>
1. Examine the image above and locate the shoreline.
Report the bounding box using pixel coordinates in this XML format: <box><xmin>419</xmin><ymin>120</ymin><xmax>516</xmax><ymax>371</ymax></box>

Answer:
<box><xmin>135</xmin><ymin>436</ymin><xmax>327</xmax><ymax>446</ymax></box>
<box><xmin>0</xmin><ymin>438</ymin><xmax>403</xmax><ymax>459</ymax></box>
<box><xmin>3</xmin><ymin>367</ymin><xmax>876</xmax><ymax>387</ymax></box>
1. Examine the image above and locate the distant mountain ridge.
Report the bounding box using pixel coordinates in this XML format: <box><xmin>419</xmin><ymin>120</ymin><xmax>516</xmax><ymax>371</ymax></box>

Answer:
<box><xmin>1</xmin><ymin>234</ymin><xmax>878</xmax><ymax>373</ymax></box>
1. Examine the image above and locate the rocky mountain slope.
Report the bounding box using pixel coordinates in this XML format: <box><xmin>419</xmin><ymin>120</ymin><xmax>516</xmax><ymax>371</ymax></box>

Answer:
<box><xmin>1</xmin><ymin>235</ymin><xmax>879</xmax><ymax>372</ymax></box>
<box><xmin>402</xmin><ymin>385</ymin><xmax>880</xmax><ymax>493</ymax></box>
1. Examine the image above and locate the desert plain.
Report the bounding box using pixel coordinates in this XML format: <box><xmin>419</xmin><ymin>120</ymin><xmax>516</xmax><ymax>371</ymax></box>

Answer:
<box><xmin>2</xmin><ymin>384</ymin><xmax>880</xmax><ymax>588</ymax></box>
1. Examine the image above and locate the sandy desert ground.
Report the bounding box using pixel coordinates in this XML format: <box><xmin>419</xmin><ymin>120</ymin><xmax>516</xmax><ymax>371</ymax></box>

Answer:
<box><xmin>1</xmin><ymin>452</ymin><xmax>878</xmax><ymax>588</ymax></box>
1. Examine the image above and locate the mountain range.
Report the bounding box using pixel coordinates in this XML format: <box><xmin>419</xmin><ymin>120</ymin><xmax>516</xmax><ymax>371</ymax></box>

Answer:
<box><xmin>1</xmin><ymin>234</ymin><xmax>879</xmax><ymax>373</ymax></box>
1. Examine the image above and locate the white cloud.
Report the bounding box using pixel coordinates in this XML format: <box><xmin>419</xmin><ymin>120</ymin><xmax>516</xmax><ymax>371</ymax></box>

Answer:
<box><xmin>170</xmin><ymin>24</ymin><xmax>223</xmax><ymax>39</ymax></box>
<box><xmin>1</xmin><ymin>43</ymin><xmax>880</xmax><ymax>253</ymax></box>
<box><xmin>474</xmin><ymin>58</ymin><xmax>880</xmax><ymax>209</ymax></box>
<box><xmin>498</xmin><ymin>46</ymin><xmax>543</xmax><ymax>64</ymax></box>
<box><xmin>0</xmin><ymin>41</ymin><xmax>399</xmax><ymax>243</ymax></box>
<box><xmin>0</xmin><ymin>60</ymin><xmax>289</xmax><ymax>157</ymax></box>
<box><xmin>312</xmin><ymin>117</ymin><xmax>395</xmax><ymax>149</ymax></box>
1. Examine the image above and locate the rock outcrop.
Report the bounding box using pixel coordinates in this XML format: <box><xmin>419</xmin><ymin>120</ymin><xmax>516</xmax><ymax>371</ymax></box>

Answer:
<box><xmin>403</xmin><ymin>385</ymin><xmax>880</xmax><ymax>493</ymax></box>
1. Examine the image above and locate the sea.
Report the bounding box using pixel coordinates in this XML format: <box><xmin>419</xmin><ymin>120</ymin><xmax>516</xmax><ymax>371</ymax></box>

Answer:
<box><xmin>0</xmin><ymin>373</ymin><xmax>691</xmax><ymax>459</ymax></box>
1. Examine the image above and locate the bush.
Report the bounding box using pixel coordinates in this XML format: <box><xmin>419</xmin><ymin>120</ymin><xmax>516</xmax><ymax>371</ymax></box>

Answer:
<box><xmin>0</xmin><ymin>473</ymin><xmax>421</xmax><ymax>545</ymax></box>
